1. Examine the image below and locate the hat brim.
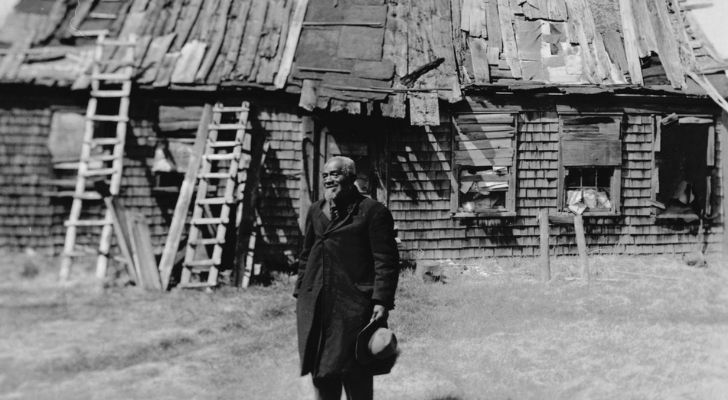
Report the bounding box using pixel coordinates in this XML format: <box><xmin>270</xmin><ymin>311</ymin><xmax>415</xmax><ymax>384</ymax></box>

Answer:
<box><xmin>356</xmin><ymin>319</ymin><xmax>384</xmax><ymax>365</ymax></box>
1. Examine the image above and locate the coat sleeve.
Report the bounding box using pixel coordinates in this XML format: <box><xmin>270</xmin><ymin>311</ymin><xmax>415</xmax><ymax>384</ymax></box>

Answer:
<box><xmin>294</xmin><ymin>205</ymin><xmax>315</xmax><ymax>298</ymax></box>
<box><xmin>368</xmin><ymin>204</ymin><xmax>400</xmax><ymax>309</ymax></box>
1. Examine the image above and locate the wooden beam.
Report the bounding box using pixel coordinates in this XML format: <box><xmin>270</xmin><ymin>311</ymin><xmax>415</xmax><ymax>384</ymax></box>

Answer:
<box><xmin>299</xmin><ymin>115</ymin><xmax>314</xmax><ymax>232</ymax></box>
<box><xmin>158</xmin><ymin>104</ymin><xmax>212</xmax><ymax>289</ymax></box>
<box><xmin>573</xmin><ymin>214</ymin><xmax>591</xmax><ymax>284</ymax></box>
<box><xmin>618</xmin><ymin>0</ymin><xmax>643</xmax><ymax>84</ymax></box>
<box><xmin>539</xmin><ymin>209</ymin><xmax>551</xmax><ymax>282</ymax></box>
<box><xmin>274</xmin><ymin>0</ymin><xmax>309</xmax><ymax>88</ymax></box>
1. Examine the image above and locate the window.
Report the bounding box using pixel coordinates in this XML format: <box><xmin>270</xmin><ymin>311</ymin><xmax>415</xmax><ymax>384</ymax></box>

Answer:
<box><xmin>451</xmin><ymin>113</ymin><xmax>517</xmax><ymax>217</ymax></box>
<box><xmin>558</xmin><ymin>114</ymin><xmax>622</xmax><ymax>215</ymax></box>
<box><xmin>653</xmin><ymin>115</ymin><xmax>717</xmax><ymax>222</ymax></box>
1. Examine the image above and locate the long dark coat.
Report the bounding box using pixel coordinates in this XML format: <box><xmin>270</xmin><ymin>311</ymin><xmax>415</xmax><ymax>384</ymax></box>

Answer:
<box><xmin>294</xmin><ymin>194</ymin><xmax>399</xmax><ymax>378</ymax></box>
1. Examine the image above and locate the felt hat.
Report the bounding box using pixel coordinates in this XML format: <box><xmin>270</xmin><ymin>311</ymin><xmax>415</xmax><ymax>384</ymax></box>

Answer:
<box><xmin>356</xmin><ymin>319</ymin><xmax>399</xmax><ymax>374</ymax></box>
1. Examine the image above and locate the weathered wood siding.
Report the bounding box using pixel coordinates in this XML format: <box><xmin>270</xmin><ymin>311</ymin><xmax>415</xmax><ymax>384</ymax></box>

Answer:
<box><xmin>389</xmin><ymin>107</ymin><xmax>725</xmax><ymax>261</ymax></box>
<box><xmin>0</xmin><ymin>108</ymin><xmax>55</xmax><ymax>251</ymax></box>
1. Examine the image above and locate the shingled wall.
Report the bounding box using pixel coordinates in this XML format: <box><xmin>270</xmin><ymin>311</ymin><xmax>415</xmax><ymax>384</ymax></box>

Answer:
<box><xmin>389</xmin><ymin>105</ymin><xmax>725</xmax><ymax>262</ymax></box>
<box><xmin>0</xmin><ymin>108</ymin><xmax>55</xmax><ymax>251</ymax></box>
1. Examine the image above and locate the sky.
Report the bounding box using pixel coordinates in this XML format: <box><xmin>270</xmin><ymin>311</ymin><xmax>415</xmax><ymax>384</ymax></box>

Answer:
<box><xmin>690</xmin><ymin>1</ymin><xmax>728</xmax><ymax>60</ymax></box>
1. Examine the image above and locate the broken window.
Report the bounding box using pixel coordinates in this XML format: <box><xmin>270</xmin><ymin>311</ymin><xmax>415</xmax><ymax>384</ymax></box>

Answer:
<box><xmin>451</xmin><ymin>113</ymin><xmax>517</xmax><ymax>216</ymax></box>
<box><xmin>558</xmin><ymin>114</ymin><xmax>622</xmax><ymax>215</ymax></box>
<box><xmin>653</xmin><ymin>115</ymin><xmax>716</xmax><ymax>221</ymax></box>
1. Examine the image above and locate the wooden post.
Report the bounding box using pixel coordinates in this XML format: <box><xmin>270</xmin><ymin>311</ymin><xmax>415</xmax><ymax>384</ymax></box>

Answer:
<box><xmin>720</xmin><ymin>112</ymin><xmax>728</xmax><ymax>258</ymax></box>
<box><xmin>538</xmin><ymin>209</ymin><xmax>551</xmax><ymax>282</ymax></box>
<box><xmin>573</xmin><ymin>214</ymin><xmax>591</xmax><ymax>284</ymax></box>
<box><xmin>299</xmin><ymin>115</ymin><xmax>315</xmax><ymax>232</ymax></box>
<box><xmin>158</xmin><ymin>103</ymin><xmax>212</xmax><ymax>289</ymax></box>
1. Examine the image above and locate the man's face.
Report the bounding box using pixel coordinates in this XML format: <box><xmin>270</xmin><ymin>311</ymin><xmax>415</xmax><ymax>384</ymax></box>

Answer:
<box><xmin>322</xmin><ymin>159</ymin><xmax>353</xmax><ymax>201</ymax></box>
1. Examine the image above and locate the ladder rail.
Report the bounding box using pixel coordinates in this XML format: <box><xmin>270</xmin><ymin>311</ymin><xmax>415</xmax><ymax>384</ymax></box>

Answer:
<box><xmin>59</xmin><ymin>32</ymin><xmax>136</xmax><ymax>282</ymax></box>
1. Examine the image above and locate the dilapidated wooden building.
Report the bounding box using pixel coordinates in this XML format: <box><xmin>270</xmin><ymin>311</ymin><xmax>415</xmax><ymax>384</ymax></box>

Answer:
<box><xmin>1</xmin><ymin>0</ymin><xmax>727</xmax><ymax>273</ymax></box>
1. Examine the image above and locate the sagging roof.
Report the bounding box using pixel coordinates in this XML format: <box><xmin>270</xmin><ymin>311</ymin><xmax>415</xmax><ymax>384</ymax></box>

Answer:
<box><xmin>0</xmin><ymin>0</ymin><xmax>726</xmax><ymax>123</ymax></box>
<box><xmin>0</xmin><ymin>0</ymin><xmax>304</xmax><ymax>89</ymax></box>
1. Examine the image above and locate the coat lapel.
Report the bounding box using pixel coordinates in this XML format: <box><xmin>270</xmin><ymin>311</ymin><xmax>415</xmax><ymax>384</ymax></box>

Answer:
<box><xmin>324</xmin><ymin>194</ymin><xmax>363</xmax><ymax>234</ymax></box>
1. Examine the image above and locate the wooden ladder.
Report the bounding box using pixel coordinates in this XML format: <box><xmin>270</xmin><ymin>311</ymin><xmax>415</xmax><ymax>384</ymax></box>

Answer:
<box><xmin>59</xmin><ymin>34</ymin><xmax>136</xmax><ymax>281</ymax></box>
<box><xmin>179</xmin><ymin>102</ymin><xmax>252</xmax><ymax>289</ymax></box>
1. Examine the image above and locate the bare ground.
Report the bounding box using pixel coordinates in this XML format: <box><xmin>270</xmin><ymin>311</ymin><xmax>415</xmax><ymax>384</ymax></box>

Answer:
<box><xmin>1</xmin><ymin>252</ymin><xmax>727</xmax><ymax>400</ymax></box>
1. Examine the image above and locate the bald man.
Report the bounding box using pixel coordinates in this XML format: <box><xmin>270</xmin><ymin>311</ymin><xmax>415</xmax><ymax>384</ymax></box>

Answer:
<box><xmin>294</xmin><ymin>156</ymin><xmax>400</xmax><ymax>400</ymax></box>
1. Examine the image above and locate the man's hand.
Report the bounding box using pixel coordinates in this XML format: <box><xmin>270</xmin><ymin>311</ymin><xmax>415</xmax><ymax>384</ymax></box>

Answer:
<box><xmin>371</xmin><ymin>304</ymin><xmax>388</xmax><ymax>322</ymax></box>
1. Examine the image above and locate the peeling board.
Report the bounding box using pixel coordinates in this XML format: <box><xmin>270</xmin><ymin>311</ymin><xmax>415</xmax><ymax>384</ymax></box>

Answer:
<box><xmin>548</xmin><ymin>0</ymin><xmax>568</xmax><ymax>21</ymax></box>
<box><xmin>275</xmin><ymin>0</ymin><xmax>309</xmax><ymax>88</ymax></box>
<box><xmin>707</xmin><ymin>124</ymin><xmax>715</xmax><ymax>167</ymax></box>
<box><xmin>645</xmin><ymin>0</ymin><xmax>685</xmax><ymax>89</ymax></box>
<box><xmin>139</xmin><ymin>33</ymin><xmax>176</xmax><ymax>84</ymax></box>
<box><xmin>632</xmin><ymin>0</ymin><xmax>657</xmax><ymax>57</ymax></box>
<box><xmin>171</xmin><ymin>0</ymin><xmax>204</xmax><ymax>51</ymax></box>
<box><xmin>468</xmin><ymin>37</ymin><xmax>490</xmax><ymax>85</ymax></box>
<box><xmin>170</xmin><ymin>40</ymin><xmax>206</xmax><ymax>83</ymax></box>
<box><xmin>485</xmin><ymin>0</ymin><xmax>502</xmax><ymax>51</ymax></box>
<box><xmin>234</xmin><ymin>0</ymin><xmax>269</xmax><ymax>79</ymax></box>
<box><xmin>496</xmin><ymin>0</ymin><xmax>521</xmax><ymax>78</ymax></box>
<box><xmin>153</xmin><ymin>51</ymin><xmax>181</xmax><ymax>87</ymax></box>
<box><xmin>256</xmin><ymin>0</ymin><xmax>290</xmax><ymax>84</ymax></box>
<box><xmin>409</xmin><ymin>92</ymin><xmax>440</xmax><ymax>126</ymax></box>
<box><xmin>218</xmin><ymin>0</ymin><xmax>252</xmax><ymax>80</ymax></box>
<box><xmin>162</xmin><ymin>0</ymin><xmax>184</xmax><ymax>36</ymax></box>
<box><xmin>617</xmin><ymin>0</ymin><xmax>643</xmax><ymax>84</ymax></box>
<box><xmin>380</xmin><ymin>83</ymin><xmax>407</xmax><ymax>119</ymax></box>
<box><xmin>521</xmin><ymin>0</ymin><xmax>549</xmax><ymax>20</ymax></box>
<box><xmin>337</xmin><ymin>26</ymin><xmax>385</xmax><ymax>60</ymax></box>
<box><xmin>384</xmin><ymin>0</ymin><xmax>409</xmax><ymax>78</ymax></box>
<box><xmin>195</xmin><ymin>0</ymin><xmax>232</xmax><ymax>83</ymax></box>
<box><xmin>353</xmin><ymin>60</ymin><xmax>395</xmax><ymax>80</ymax></box>
<box><xmin>299</xmin><ymin>79</ymin><xmax>318</xmax><ymax>111</ymax></box>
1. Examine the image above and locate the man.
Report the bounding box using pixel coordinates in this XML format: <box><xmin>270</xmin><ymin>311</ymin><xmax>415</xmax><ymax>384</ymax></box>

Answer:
<box><xmin>294</xmin><ymin>156</ymin><xmax>400</xmax><ymax>400</ymax></box>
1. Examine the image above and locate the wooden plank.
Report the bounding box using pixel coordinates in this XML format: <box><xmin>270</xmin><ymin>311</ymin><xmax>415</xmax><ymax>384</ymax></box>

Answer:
<box><xmin>409</xmin><ymin>92</ymin><xmax>440</xmax><ymax>126</ymax></box>
<box><xmin>678</xmin><ymin>116</ymin><xmax>713</xmax><ymax>124</ymax></box>
<box><xmin>138</xmin><ymin>33</ymin><xmax>176</xmax><ymax>84</ymax></box>
<box><xmin>539</xmin><ymin>209</ymin><xmax>550</xmax><ymax>282</ymax></box>
<box><xmin>561</xmin><ymin>140</ymin><xmax>621</xmax><ymax>166</ymax></box>
<box><xmin>217</xmin><ymin>0</ymin><xmax>252</xmax><ymax>80</ymax></box>
<box><xmin>468</xmin><ymin>37</ymin><xmax>490</xmax><ymax>84</ymax></box>
<box><xmin>548</xmin><ymin>0</ymin><xmax>568</xmax><ymax>21</ymax></box>
<box><xmin>384</xmin><ymin>0</ymin><xmax>408</xmax><ymax>78</ymax></box>
<box><xmin>455</xmin><ymin>151</ymin><xmax>513</xmax><ymax>167</ymax></box>
<box><xmin>645</xmin><ymin>0</ymin><xmax>685</xmax><ymax>89</ymax></box>
<box><xmin>153</xmin><ymin>52</ymin><xmax>181</xmax><ymax>87</ymax></box>
<box><xmin>458</xmin><ymin>138</ymin><xmax>512</xmax><ymax>150</ymax></box>
<box><xmin>720</xmin><ymin>111</ymin><xmax>728</xmax><ymax>257</ymax></box>
<box><xmin>234</xmin><ymin>0</ymin><xmax>268</xmax><ymax>80</ymax></box>
<box><xmin>159</xmin><ymin>104</ymin><xmax>213</xmax><ymax>290</ymax></box>
<box><xmin>707</xmin><ymin>124</ymin><xmax>715</xmax><ymax>167</ymax></box>
<box><xmin>195</xmin><ymin>0</ymin><xmax>232</xmax><ymax>82</ymax></box>
<box><xmin>455</xmin><ymin>147</ymin><xmax>514</xmax><ymax>160</ymax></box>
<box><xmin>573</xmin><ymin>214</ymin><xmax>591</xmax><ymax>284</ymax></box>
<box><xmin>486</xmin><ymin>0</ymin><xmax>502</xmax><ymax>51</ymax></box>
<box><xmin>299</xmin><ymin>79</ymin><xmax>318</xmax><ymax>111</ymax></box>
<box><xmin>456</xmin><ymin>113</ymin><xmax>515</xmax><ymax>124</ymax></box>
<box><xmin>171</xmin><ymin>40</ymin><xmax>207</xmax><ymax>83</ymax></box>
<box><xmin>275</xmin><ymin>0</ymin><xmax>309</xmax><ymax>88</ymax></box>
<box><xmin>94</xmin><ymin>181</ymin><xmax>138</xmax><ymax>284</ymax></box>
<box><xmin>127</xmin><ymin>211</ymin><xmax>163</xmax><ymax>290</ymax></box>
<box><xmin>496</xmin><ymin>0</ymin><xmax>520</xmax><ymax>78</ymax></box>
<box><xmin>171</xmin><ymin>0</ymin><xmax>204</xmax><ymax>51</ymax></box>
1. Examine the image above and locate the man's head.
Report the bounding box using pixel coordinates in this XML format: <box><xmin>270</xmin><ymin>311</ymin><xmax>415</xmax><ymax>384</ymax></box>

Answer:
<box><xmin>322</xmin><ymin>156</ymin><xmax>357</xmax><ymax>202</ymax></box>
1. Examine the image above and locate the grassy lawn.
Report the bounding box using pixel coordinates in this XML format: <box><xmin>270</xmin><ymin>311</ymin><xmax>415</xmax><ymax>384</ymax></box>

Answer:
<box><xmin>1</xmin><ymin>252</ymin><xmax>727</xmax><ymax>400</ymax></box>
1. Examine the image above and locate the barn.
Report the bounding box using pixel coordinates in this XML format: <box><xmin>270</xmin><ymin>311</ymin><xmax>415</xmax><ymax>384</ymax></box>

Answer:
<box><xmin>0</xmin><ymin>0</ymin><xmax>727</xmax><ymax>283</ymax></box>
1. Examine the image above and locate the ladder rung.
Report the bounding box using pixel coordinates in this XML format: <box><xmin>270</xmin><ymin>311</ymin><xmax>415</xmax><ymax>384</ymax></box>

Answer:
<box><xmin>196</xmin><ymin>197</ymin><xmax>234</xmax><ymax>205</ymax></box>
<box><xmin>213</xmin><ymin>106</ymin><xmax>249</xmax><ymax>113</ymax></box>
<box><xmin>190</xmin><ymin>238</ymin><xmax>226</xmax><ymax>245</ymax></box>
<box><xmin>82</xmin><ymin>167</ymin><xmax>118</xmax><ymax>177</ymax></box>
<box><xmin>209</xmin><ymin>141</ymin><xmax>241</xmax><ymax>148</ymax></box>
<box><xmin>88</xmin><ymin>138</ymin><xmax>122</xmax><ymax>146</ymax></box>
<box><xmin>96</xmin><ymin>59</ymin><xmax>135</xmax><ymax>68</ymax></box>
<box><xmin>65</xmin><ymin>218</ymin><xmax>112</xmax><ymax>227</ymax></box>
<box><xmin>199</xmin><ymin>172</ymin><xmax>232</xmax><ymax>179</ymax></box>
<box><xmin>91</xmin><ymin>90</ymin><xmax>130</xmax><ymax>98</ymax></box>
<box><xmin>92</xmin><ymin>73</ymin><xmax>132</xmax><ymax>82</ymax></box>
<box><xmin>86</xmin><ymin>154</ymin><xmax>118</xmax><ymax>163</ymax></box>
<box><xmin>63</xmin><ymin>249</ymin><xmax>96</xmax><ymax>257</ymax></box>
<box><xmin>208</xmin><ymin>123</ymin><xmax>247</xmax><ymax>130</ymax></box>
<box><xmin>184</xmin><ymin>259</ymin><xmax>217</xmax><ymax>267</ymax></box>
<box><xmin>190</xmin><ymin>217</ymin><xmax>229</xmax><ymax>225</ymax></box>
<box><xmin>88</xmin><ymin>115</ymin><xmax>129</xmax><ymax>122</ymax></box>
<box><xmin>204</xmin><ymin>153</ymin><xmax>235</xmax><ymax>161</ymax></box>
<box><xmin>100</xmin><ymin>39</ymin><xmax>136</xmax><ymax>47</ymax></box>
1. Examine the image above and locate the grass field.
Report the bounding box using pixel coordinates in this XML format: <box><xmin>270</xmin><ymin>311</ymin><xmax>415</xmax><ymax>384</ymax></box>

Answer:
<box><xmin>1</xmin><ymin>251</ymin><xmax>727</xmax><ymax>400</ymax></box>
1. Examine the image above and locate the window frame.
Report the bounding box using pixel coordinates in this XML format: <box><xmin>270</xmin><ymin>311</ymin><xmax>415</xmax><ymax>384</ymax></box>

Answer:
<box><xmin>557</xmin><ymin>112</ymin><xmax>623</xmax><ymax>217</ymax></box>
<box><xmin>450</xmin><ymin>112</ymin><xmax>518</xmax><ymax>218</ymax></box>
